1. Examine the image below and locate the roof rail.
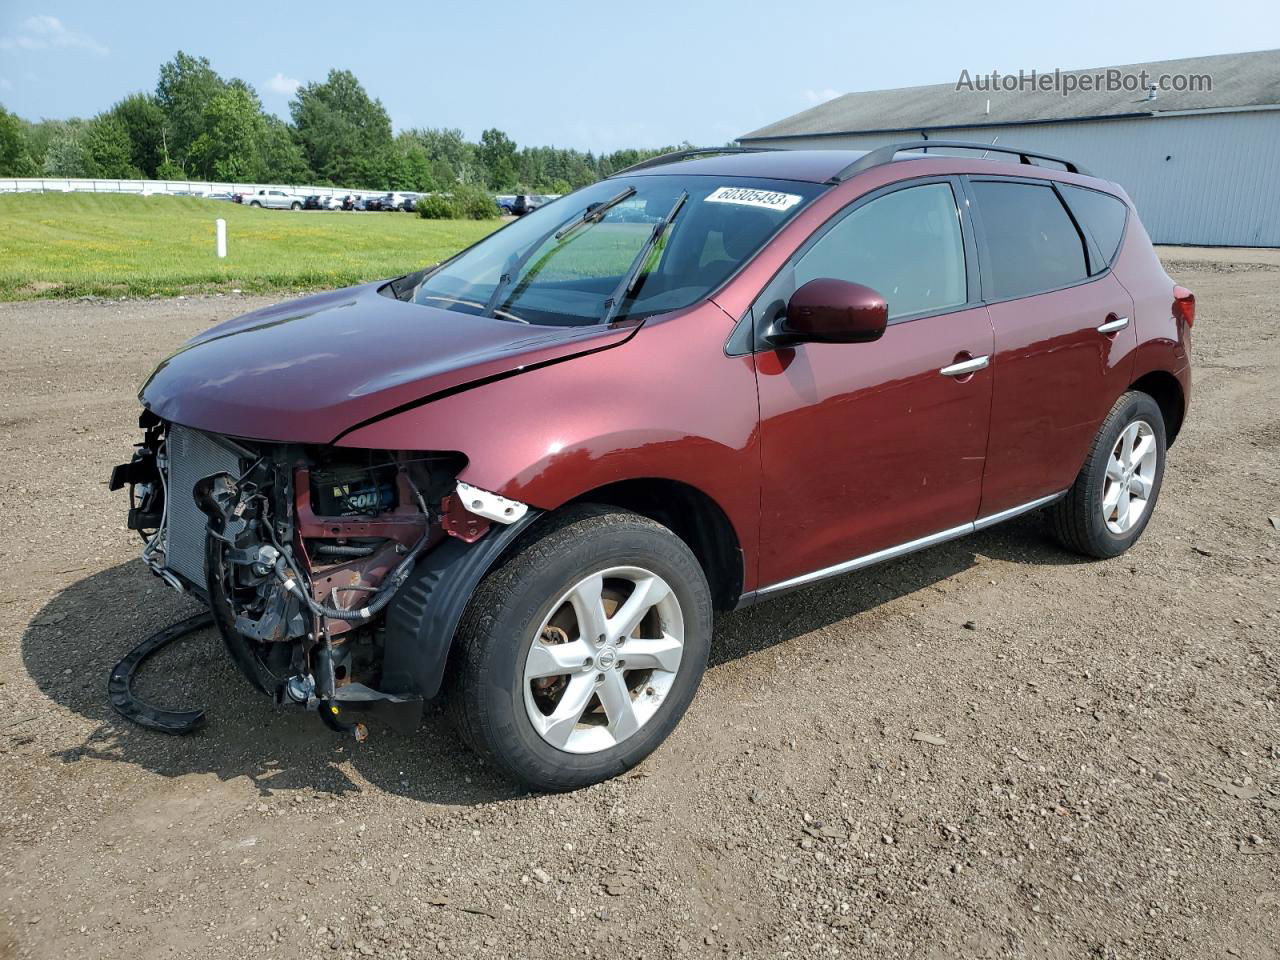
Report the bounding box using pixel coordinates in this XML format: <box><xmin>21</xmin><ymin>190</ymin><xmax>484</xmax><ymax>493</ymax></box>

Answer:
<box><xmin>611</xmin><ymin>146</ymin><xmax>781</xmax><ymax>177</ymax></box>
<box><xmin>829</xmin><ymin>140</ymin><xmax>1091</xmax><ymax>182</ymax></box>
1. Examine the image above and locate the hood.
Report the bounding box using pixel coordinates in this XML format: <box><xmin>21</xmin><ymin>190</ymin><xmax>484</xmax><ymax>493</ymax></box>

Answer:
<box><xmin>141</xmin><ymin>282</ymin><xmax>637</xmax><ymax>444</ymax></box>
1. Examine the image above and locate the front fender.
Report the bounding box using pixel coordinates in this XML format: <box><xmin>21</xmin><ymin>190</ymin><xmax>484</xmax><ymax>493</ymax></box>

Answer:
<box><xmin>337</xmin><ymin>303</ymin><xmax>765</xmax><ymax>591</ymax></box>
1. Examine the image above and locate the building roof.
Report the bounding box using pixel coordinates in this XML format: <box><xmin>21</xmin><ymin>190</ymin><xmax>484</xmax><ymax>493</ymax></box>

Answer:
<box><xmin>740</xmin><ymin>49</ymin><xmax>1280</xmax><ymax>142</ymax></box>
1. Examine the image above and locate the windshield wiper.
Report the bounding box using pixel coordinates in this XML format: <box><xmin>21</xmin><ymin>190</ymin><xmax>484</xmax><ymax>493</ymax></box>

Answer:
<box><xmin>554</xmin><ymin>187</ymin><xmax>636</xmax><ymax>240</ymax></box>
<box><xmin>481</xmin><ymin>187</ymin><xmax>637</xmax><ymax>320</ymax></box>
<box><xmin>599</xmin><ymin>191</ymin><xmax>687</xmax><ymax>326</ymax></box>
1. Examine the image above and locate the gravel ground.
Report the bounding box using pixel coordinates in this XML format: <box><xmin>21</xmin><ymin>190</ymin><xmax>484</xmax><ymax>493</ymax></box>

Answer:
<box><xmin>1</xmin><ymin>249</ymin><xmax>1277</xmax><ymax>960</ymax></box>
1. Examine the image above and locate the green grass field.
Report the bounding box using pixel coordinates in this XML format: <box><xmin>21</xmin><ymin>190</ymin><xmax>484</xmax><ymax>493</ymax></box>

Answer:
<box><xmin>0</xmin><ymin>193</ymin><xmax>501</xmax><ymax>300</ymax></box>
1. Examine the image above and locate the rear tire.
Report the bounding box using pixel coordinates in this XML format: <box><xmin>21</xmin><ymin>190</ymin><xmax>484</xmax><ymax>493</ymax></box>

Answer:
<box><xmin>447</xmin><ymin>506</ymin><xmax>712</xmax><ymax>791</ymax></box>
<box><xmin>1049</xmin><ymin>390</ymin><xmax>1166</xmax><ymax>558</ymax></box>
<box><xmin>290</xmin><ymin>201</ymin><xmax>301</xmax><ymax>210</ymax></box>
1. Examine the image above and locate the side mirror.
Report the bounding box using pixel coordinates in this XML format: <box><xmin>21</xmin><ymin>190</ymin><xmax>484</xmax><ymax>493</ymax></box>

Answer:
<box><xmin>768</xmin><ymin>278</ymin><xmax>888</xmax><ymax>346</ymax></box>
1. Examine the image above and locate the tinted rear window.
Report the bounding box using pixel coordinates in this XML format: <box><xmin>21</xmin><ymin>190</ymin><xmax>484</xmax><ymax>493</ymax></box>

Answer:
<box><xmin>1060</xmin><ymin>185</ymin><xmax>1128</xmax><ymax>270</ymax></box>
<box><xmin>971</xmin><ymin>181</ymin><xmax>1089</xmax><ymax>300</ymax></box>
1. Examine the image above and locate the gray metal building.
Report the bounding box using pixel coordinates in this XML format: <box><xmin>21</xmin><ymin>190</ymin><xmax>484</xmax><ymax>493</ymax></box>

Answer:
<box><xmin>739</xmin><ymin>50</ymin><xmax>1280</xmax><ymax>247</ymax></box>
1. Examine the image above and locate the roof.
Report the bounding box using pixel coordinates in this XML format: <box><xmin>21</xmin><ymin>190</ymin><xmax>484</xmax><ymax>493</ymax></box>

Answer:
<box><xmin>622</xmin><ymin>149</ymin><xmax>867</xmax><ymax>184</ymax></box>
<box><xmin>741</xmin><ymin>49</ymin><xmax>1280</xmax><ymax>141</ymax></box>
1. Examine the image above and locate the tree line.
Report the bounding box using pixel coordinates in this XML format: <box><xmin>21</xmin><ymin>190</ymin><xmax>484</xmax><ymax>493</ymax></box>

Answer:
<box><xmin>0</xmin><ymin>51</ymin><xmax>685</xmax><ymax>193</ymax></box>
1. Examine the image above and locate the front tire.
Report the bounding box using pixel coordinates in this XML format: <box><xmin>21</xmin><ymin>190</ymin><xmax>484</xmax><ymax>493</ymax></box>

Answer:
<box><xmin>448</xmin><ymin>506</ymin><xmax>712</xmax><ymax>791</ymax></box>
<box><xmin>290</xmin><ymin>201</ymin><xmax>302</xmax><ymax>210</ymax></box>
<box><xmin>1049</xmin><ymin>390</ymin><xmax>1166</xmax><ymax>558</ymax></box>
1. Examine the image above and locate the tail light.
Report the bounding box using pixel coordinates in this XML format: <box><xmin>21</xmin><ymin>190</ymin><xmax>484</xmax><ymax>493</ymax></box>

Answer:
<box><xmin>1173</xmin><ymin>285</ymin><xmax>1196</xmax><ymax>328</ymax></box>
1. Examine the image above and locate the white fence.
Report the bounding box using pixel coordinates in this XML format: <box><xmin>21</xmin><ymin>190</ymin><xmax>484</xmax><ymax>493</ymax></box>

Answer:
<box><xmin>0</xmin><ymin>176</ymin><xmax>385</xmax><ymax>200</ymax></box>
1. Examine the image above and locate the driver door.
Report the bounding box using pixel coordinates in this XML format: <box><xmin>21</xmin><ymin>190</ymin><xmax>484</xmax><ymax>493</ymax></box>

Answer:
<box><xmin>752</xmin><ymin>178</ymin><xmax>995</xmax><ymax>592</ymax></box>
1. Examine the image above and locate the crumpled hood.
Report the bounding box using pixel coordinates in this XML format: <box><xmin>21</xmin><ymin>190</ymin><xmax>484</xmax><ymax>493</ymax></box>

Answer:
<box><xmin>141</xmin><ymin>281</ymin><xmax>636</xmax><ymax>444</ymax></box>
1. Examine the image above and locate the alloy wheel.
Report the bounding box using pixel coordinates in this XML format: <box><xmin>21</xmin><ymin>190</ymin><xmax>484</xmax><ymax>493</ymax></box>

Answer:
<box><xmin>1102</xmin><ymin>419</ymin><xmax>1157</xmax><ymax>534</ymax></box>
<box><xmin>522</xmin><ymin>566</ymin><xmax>684</xmax><ymax>755</ymax></box>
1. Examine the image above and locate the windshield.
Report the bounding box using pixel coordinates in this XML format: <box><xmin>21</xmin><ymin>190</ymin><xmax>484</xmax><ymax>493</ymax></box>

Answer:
<box><xmin>411</xmin><ymin>175</ymin><xmax>824</xmax><ymax>326</ymax></box>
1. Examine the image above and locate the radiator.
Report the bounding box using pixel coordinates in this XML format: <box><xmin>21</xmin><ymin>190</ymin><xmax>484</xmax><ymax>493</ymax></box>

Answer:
<box><xmin>163</xmin><ymin>425</ymin><xmax>244</xmax><ymax>586</ymax></box>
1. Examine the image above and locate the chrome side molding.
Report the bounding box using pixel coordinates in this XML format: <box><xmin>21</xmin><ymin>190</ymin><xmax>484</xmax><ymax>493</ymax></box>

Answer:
<box><xmin>972</xmin><ymin>491</ymin><xmax>1065</xmax><ymax>530</ymax></box>
<box><xmin>749</xmin><ymin>490</ymin><xmax>1067</xmax><ymax>599</ymax></box>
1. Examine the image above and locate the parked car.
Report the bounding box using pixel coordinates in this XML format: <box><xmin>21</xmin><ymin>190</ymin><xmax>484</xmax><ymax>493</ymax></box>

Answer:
<box><xmin>244</xmin><ymin>189</ymin><xmax>303</xmax><ymax>210</ymax></box>
<box><xmin>495</xmin><ymin>195</ymin><xmax>515</xmax><ymax>214</ymax></box>
<box><xmin>206</xmin><ymin>192</ymin><xmax>236</xmax><ymax>203</ymax></box>
<box><xmin>511</xmin><ymin>194</ymin><xmax>539</xmax><ymax>216</ymax></box>
<box><xmin>302</xmin><ymin>195</ymin><xmax>325</xmax><ymax>210</ymax></box>
<box><xmin>112</xmin><ymin>143</ymin><xmax>1193</xmax><ymax>792</ymax></box>
<box><xmin>363</xmin><ymin>195</ymin><xmax>383</xmax><ymax>211</ymax></box>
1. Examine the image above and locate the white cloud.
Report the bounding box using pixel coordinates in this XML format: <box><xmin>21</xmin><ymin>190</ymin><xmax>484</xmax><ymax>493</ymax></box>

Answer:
<box><xmin>0</xmin><ymin>15</ymin><xmax>109</xmax><ymax>56</ymax></box>
<box><xmin>802</xmin><ymin>87</ymin><xmax>840</xmax><ymax>106</ymax></box>
<box><xmin>266</xmin><ymin>72</ymin><xmax>301</xmax><ymax>96</ymax></box>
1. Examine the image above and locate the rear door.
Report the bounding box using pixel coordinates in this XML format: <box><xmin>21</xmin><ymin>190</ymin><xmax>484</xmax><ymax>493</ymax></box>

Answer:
<box><xmin>965</xmin><ymin>177</ymin><xmax>1137</xmax><ymax>516</ymax></box>
<box><xmin>752</xmin><ymin>177</ymin><xmax>995</xmax><ymax>592</ymax></box>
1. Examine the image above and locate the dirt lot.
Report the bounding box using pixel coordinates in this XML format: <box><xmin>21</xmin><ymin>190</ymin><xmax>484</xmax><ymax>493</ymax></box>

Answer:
<box><xmin>1</xmin><ymin>249</ymin><xmax>1277</xmax><ymax>960</ymax></box>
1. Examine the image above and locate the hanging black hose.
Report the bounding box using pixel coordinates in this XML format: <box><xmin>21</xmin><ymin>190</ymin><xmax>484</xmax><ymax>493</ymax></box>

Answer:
<box><xmin>311</xmin><ymin>543</ymin><xmax>377</xmax><ymax>558</ymax></box>
<box><xmin>108</xmin><ymin>610</ymin><xmax>214</xmax><ymax>734</ymax></box>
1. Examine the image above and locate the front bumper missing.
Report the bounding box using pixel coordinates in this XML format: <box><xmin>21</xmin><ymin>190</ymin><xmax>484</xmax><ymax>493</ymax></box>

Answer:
<box><xmin>110</xmin><ymin>420</ymin><xmax>536</xmax><ymax>739</ymax></box>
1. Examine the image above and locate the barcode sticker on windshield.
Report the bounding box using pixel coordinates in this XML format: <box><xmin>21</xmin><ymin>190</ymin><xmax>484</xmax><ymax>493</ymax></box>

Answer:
<box><xmin>705</xmin><ymin>186</ymin><xmax>802</xmax><ymax>211</ymax></box>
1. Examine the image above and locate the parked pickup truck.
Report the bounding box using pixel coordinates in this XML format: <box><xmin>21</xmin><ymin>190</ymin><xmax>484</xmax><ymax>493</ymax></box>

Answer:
<box><xmin>243</xmin><ymin>189</ymin><xmax>304</xmax><ymax>210</ymax></box>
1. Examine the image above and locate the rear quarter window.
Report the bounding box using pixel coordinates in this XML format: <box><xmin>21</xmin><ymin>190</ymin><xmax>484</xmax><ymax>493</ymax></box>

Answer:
<box><xmin>1060</xmin><ymin>185</ymin><xmax>1129</xmax><ymax>270</ymax></box>
<box><xmin>971</xmin><ymin>180</ymin><xmax>1089</xmax><ymax>300</ymax></box>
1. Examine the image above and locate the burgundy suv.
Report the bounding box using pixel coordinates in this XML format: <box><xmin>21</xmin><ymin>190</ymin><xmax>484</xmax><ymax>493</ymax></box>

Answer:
<box><xmin>112</xmin><ymin>143</ymin><xmax>1194</xmax><ymax>790</ymax></box>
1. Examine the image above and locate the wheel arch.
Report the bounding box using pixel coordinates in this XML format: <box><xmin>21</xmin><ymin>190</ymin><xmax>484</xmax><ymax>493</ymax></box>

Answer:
<box><xmin>566</xmin><ymin>477</ymin><xmax>744</xmax><ymax>612</ymax></box>
<box><xmin>1130</xmin><ymin>370</ymin><xmax>1186</xmax><ymax>445</ymax></box>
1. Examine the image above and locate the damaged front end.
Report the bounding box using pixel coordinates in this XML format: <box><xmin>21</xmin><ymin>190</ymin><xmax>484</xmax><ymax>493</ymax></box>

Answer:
<box><xmin>109</xmin><ymin>412</ymin><xmax>532</xmax><ymax>738</ymax></box>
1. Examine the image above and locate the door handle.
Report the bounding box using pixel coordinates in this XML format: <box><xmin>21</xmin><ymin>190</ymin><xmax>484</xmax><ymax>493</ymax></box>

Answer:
<box><xmin>939</xmin><ymin>355</ymin><xmax>990</xmax><ymax>377</ymax></box>
<box><xmin>1097</xmin><ymin>314</ymin><xmax>1130</xmax><ymax>334</ymax></box>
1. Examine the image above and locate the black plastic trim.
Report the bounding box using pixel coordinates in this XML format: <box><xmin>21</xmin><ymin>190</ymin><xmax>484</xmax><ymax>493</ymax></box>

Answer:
<box><xmin>1056</xmin><ymin>181</ymin><xmax>1132</xmax><ymax>273</ymax></box>
<box><xmin>827</xmin><ymin>140</ymin><xmax>1090</xmax><ymax>181</ymax></box>
<box><xmin>381</xmin><ymin>512</ymin><xmax>542</xmax><ymax>700</ymax></box>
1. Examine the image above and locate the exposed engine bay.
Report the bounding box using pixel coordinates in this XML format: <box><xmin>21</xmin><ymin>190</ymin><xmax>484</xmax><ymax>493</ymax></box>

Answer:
<box><xmin>109</xmin><ymin>411</ymin><xmax>530</xmax><ymax>739</ymax></box>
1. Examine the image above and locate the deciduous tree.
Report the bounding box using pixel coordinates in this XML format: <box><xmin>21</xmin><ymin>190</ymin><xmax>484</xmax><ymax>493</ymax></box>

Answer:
<box><xmin>83</xmin><ymin>114</ymin><xmax>141</xmax><ymax>178</ymax></box>
<box><xmin>155</xmin><ymin>51</ymin><xmax>226</xmax><ymax>165</ymax></box>
<box><xmin>104</xmin><ymin>94</ymin><xmax>167</xmax><ymax>177</ymax></box>
<box><xmin>291</xmin><ymin>69</ymin><xmax>392</xmax><ymax>188</ymax></box>
<box><xmin>478</xmin><ymin>127</ymin><xmax>518</xmax><ymax>190</ymax></box>
<box><xmin>187</xmin><ymin>85</ymin><xmax>267</xmax><ymax>181</ymax></box>
<box><xmin>0</xmin><ymin>105</ymin><xmax>38</xmax><ymax>176</ymax></box>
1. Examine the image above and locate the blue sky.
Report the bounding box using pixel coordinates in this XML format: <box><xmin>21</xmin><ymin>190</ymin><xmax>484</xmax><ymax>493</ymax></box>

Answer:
<box><xmin>1</xmin><ymin>0</ymin><xmax>1276</xmax><ymax>151</ymax></box>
